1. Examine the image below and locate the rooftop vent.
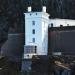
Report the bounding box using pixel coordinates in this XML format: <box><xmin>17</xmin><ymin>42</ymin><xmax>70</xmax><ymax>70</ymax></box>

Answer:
<box><xmin>42</xmin><ymin>6</ymin><xmax>46</xmax><ymax>12</ymax></box>
<box><xmin>60</xmin><ymin>25</ymin><xmax>63</xmax><ymax>27</ymax></box>
<box><xmin>28</xmin><ymin>6</ymin><xmax>32</xmax><ymax>12</ymax></box>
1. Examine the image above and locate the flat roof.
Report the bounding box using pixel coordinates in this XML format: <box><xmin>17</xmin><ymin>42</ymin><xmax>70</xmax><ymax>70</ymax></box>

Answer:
<box><xmin>49</xmin><ymin>26</ymin><xmax>75</xmax><ymax>31</ymax></box>
<box><xmin>50</xmin><ymin>18</ymin><xmax>75</xmax><ymax>21</ymax></box>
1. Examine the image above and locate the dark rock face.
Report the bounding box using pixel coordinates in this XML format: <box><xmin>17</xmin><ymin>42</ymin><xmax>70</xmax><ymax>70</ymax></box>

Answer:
<box><xmin>47</xmin><ymin>0</ymin><xmax>75</xmax><ymax>19</ymax></box>
<box><xmin>1</xmin><ymin>33</ymin><xmax>24</xmax><ymax>62</ymax></box>
<box><xmin>0</xmin><ymin>17</ymin><xmax>9</xmax><ymax>49</ymax></box>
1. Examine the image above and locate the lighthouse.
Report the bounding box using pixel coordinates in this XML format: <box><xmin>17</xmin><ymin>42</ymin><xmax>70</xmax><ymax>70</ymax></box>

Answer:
<box><xmin>22</xmin><ymin>6</ymin><xmax>49</xmax><ymax>71</ymax></box>
<box><xmin>23</xmin><ymin>6</ymin><xmax>49</xmax><ymax>59</ymax></box>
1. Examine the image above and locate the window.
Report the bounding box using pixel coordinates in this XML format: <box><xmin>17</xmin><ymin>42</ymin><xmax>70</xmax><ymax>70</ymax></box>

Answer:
<box><xmin>24</xmin><ymin>46</ymin><xmax>37</xmax><ymax>53</ymax></box>
<box><xmin>67</xmin><ymin>24</ymin><xmax>69</xmax><ymax>26</ymax></box>
<box><xmin>51</xmin><ymin>23</ymin><xmax>53</xmax><ymax>27</ymax></box>
<box><xmin>32</xmin><ymin>21</ymin><xmax>35</xmax><ymax>25</ymax></box>
<box><xmin>30</xmin><ymin>14</ymin><xmax>32</xmax><ymax>16</ymax></box>
<box><xmin>32</xmin><ymin>38</ymin><xmax>35</xmax><ymax>43</ymax></box>
<box><xmin>36</xmin><ymin>13</ymin><xmax>37</xmax><ymax>15</ymax></box>
<box><xmin>60</xmin><ymin>25</ymin><xmax>63</xmax><ymax>27</ymax></box>
<box><xmin>32</xmin><ymin>29</ymin><xmax>35</xmax><ymax>34</ymax></box>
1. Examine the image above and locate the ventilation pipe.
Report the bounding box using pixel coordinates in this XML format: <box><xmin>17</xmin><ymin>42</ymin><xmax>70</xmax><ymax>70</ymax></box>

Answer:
<box><xmin>42</xmin><ymin>6</ymin><xmax>46</xmax><ymax>12</ymax></box>
<box><xmin>28</xmin><ymin>6</ymin><xmax>32</xmax><ymax>12</ymax></box>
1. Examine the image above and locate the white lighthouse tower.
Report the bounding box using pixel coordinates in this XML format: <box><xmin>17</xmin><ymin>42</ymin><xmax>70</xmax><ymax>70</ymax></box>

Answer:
<box><xmin>24</xmin><ymin>6</ymin><xmax>50</xmax><ymax>59</ymax></box>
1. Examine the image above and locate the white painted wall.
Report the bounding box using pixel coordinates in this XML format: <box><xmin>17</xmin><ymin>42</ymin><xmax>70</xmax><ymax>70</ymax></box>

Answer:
<box><xmin>41</xmin><ymin>19</ymin><xmax>49</xmax><ymax>55</ymax></box>
<box><xmin>49</xmin><ymin>19</ymin><xmax>75</xmax><ymax>27</ymax></box>
<box><xmin>24</xmin><ymin>12</ymin><xmax>49</xmax><ymax>59</ymax></box>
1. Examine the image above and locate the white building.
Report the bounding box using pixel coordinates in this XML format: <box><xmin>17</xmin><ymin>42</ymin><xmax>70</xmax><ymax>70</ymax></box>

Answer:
<box><xmin>23</xmin><ymin>6</ymin><xmax>75</xmax><ymax>59</ymax></box>
<box><xmin>22</xmin><ymin>6</ymin><xmax>75</xmax><ymax>71</ymax></box>
<box><xmin>49</xmin><ymin>18</ymin><xmax>75</xmax><ymax>27</ymax></box>
<box><xmin>24</xmin><ymin>6</ymin><xmax>50</xmax><ymax>59</ymax></box>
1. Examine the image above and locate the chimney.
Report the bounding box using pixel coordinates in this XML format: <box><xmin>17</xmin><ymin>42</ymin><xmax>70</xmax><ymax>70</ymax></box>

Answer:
<box><xmin>28</xmin><ymin>6</ymin><xmax>32</xmax><ymax>12</ymax></box>
<box><xmin>42</xmin><ymin>6</ymin><xmax>46</xmax><ymax>12</ymax></box>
